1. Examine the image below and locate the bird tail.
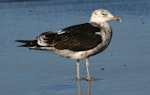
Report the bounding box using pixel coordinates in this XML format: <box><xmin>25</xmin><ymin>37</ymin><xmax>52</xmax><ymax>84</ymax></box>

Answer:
<box><xmin>15</xmin><ymin>40</ymin><xmax>38</xmax><ymax>47</ymax></box>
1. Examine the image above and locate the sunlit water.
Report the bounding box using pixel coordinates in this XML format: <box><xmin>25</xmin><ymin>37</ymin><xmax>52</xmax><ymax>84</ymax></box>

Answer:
<box><xmin>0</xmin><ymin>0</ymin><xmax>150</xmax><ymax>95</ymax></box>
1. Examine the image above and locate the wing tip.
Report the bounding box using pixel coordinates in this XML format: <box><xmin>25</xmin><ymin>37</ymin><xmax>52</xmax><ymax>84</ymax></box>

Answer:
<box><xmin>15</xmin><ymin>40</ymin><xmax>38</xmax><ymax>47</ymax></box>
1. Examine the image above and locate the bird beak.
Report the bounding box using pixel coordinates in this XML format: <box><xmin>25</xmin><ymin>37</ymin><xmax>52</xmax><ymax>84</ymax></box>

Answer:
<box><xmin>112</xmin><ymin>16</ymin><xmax>122</xmax><ymax>22</ymax></box>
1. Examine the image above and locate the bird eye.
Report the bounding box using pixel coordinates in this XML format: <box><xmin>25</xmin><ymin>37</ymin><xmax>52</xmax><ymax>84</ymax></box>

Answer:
<box><xmin>102</xmin><ymin>13</ymin><xmax>106</xmax><ymax>16</ymax></box>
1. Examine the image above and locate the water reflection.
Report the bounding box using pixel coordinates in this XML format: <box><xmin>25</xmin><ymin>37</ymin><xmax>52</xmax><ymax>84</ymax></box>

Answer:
<box><xmin>77</xmin><ymin>80</ymin><xmax>91</xmax><ymax>95</ymax></box>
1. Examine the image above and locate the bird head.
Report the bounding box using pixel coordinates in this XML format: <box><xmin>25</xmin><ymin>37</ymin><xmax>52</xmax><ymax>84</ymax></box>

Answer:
<box><xmin>90</xmin><ymin>9</ymin><xmax>122</xmax><ymax>24</ymax></box>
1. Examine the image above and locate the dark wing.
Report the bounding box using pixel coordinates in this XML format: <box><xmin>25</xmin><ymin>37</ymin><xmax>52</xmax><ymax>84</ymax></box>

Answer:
<box><xmin>62</xmin><ymin>23</ymin><xmax>100</xmax><ymax>35</ymax></box>
<box><xmin>15</xmin><ymin>40</ymin><xmax>38</xmax><ymax>47</ymax></box>
<box><xmin>39</xmin><ymin>32</ymin><xmax>57</xmax><ymax>45</ymax></box>
<box><xmin>53</xmin><ymin>23</ymin><xmax>102</xmax><ymax>51</ymax></box>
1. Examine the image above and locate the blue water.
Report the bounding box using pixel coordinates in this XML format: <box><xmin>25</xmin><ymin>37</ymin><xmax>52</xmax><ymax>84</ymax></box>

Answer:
<box><xmin>0</xmin><ymin>0</ymin><xmax>150</xmax><ymax>95</ymax></box>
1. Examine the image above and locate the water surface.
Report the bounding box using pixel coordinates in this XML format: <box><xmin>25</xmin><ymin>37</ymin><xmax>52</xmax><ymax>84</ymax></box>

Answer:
<box><xmin>0</xmin><ymin>0</ymin><xmax>150</xmax><ymax>95</ymax></box>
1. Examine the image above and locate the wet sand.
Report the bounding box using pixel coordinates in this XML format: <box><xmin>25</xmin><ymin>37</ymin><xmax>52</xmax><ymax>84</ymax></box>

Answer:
<box><xmin>0</xmin><ymin>0</ymin><xmax>150</xmax><ymax>95</ymax></box>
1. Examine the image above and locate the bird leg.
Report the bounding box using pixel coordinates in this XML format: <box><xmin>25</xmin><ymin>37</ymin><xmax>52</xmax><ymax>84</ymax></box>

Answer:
<box><xmin>85</xmin><ymin>58</ymin><xmax>91</xmax><ymax>81</ymax></box>
<box><xmin>76</xmin><ymin>59</ymin><xmax>81</xmax><ymax>80</ymax></box>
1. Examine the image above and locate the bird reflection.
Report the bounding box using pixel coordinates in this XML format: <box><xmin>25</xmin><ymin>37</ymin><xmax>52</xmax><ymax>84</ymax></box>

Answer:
<box><xmin>77</xmin><ymin>80</ymin><xmax>91</xmax><ymax>95</ymax></box>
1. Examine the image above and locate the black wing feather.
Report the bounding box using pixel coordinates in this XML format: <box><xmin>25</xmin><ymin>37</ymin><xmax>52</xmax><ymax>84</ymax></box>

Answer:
<box><xmin>62</xmin><ymin>23</ymin><xmax>100</xmax><ymax>35</ymax></box>
<box><xmin>53</xmin><ymin>23</ymin><xmax>102</xmax><ymax>51</ymax></box>
<box><xmin>15</xmin><ymin>40</ymin><xmax>38</xmax><ymax>47</ymax></box>
<box><xmin>16</xmin><ymin>23</ymin><xmax>102</xmax><ymax>51</ymax></box>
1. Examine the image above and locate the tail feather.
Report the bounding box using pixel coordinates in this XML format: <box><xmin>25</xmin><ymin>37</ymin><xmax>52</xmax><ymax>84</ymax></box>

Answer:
<box><xmin>15</xmin><ymin>40</ymin><xmax>38</xmax><ymax>47</ymax></box>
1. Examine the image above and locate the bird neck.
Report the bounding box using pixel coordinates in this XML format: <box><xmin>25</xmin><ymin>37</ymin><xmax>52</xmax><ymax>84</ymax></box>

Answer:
<box><xmin>90</xmin><ymin>21</ymin><xmax>110</xmax><ymax>30</ymax></box>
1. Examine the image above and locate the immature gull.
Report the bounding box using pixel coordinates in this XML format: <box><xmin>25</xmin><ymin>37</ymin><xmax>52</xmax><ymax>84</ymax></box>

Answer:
<box><xmin>16</xmin><ymin>9</ymin><xmax>122</xmax><ymax>81</ymax></box>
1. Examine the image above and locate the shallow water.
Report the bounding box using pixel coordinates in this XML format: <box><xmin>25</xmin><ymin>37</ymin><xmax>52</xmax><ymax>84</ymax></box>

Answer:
<box><xmin>0</xmin><ymin>0</ymin><xmax>150</xmax><ymax>95</ymax></box>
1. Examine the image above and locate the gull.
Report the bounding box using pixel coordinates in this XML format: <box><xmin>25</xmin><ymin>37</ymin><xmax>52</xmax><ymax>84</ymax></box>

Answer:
<box><xmin>16</xmin><ymin>9</ymin><xmax>122</xmax><ymax>81</ymax></box>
